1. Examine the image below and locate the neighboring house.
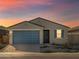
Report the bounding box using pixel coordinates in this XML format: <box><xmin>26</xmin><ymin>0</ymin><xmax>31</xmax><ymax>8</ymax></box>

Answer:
<box><xmin>8</xmin><ymin>17</ymin><xmax>70</xmax><ymax>52</ymax></box>
<box><xmin>0</xmin><ymin>26</ymin><xmax>9</xmax><ymax>44</ymax></box>
<box><xmin>68</xmin><ymin>26</ymin><xmax>79</xmax><ymax>49</ymax></box>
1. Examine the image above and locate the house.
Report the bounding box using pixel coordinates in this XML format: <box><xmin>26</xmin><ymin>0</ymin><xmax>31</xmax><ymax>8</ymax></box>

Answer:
<box><xmin>68</xmin><ymin>26</ymin><xmax>79</xmax><ymax>49</ymax></box>
<box><xmin>0</xmin><ymin>26</ymin><xmax>9</xmax><ymax>44</ymax></box>
<box><xmin>8</xmin><ymin>17</ymin><xmax>70</xmax><ymax>52</ymax></box>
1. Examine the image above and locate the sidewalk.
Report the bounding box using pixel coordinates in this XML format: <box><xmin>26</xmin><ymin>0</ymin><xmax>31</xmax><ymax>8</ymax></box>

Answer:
<box><xmin>0</xmin><ymin>51</ymin><xmax>39</xmax><ymax>57</ymax></box>
<box><xmin>0</xmin><ymin>51</ymin><xmax>79</xmax><ymax>57</ymax></box>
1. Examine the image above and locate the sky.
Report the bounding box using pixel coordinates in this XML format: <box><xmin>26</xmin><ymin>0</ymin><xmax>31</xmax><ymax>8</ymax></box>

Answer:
<box><xmin>0</xmin><ymin>0</ymin><xmax>79</xmax><ymax>27</ymax></box>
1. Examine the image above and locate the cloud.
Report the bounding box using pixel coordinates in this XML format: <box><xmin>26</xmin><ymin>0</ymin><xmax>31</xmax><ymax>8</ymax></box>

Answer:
<box><xmin>63</xmin><ymin>0</ymin><xmax>79</xmax><ymax>3</ymax></box>
<box><xmin>50</xmin><ymin>0</ymin><xmax>79</xmax><ymax>22</ymax></box>
<box><xmin>0</xmin><ymin>0</ymin><xmax>53</xmax><ymax>19</ymax></box>
<box><xmin>0</xmin><ymin>0</ymin><xmax>52</xmax><ymax>12</ymax></box>
<box><xmin>63</xmin><ymin>20</ymin><xmax>79</xmax><ymax>27</ymax></box>
<box><xmin>0</xmin><ymin>18</ymin><xmax>24</xmax><ymax>27</ymax></box>
<box><xmin>0</xmin><ymin>0</ymin><xmax>79</xmax><ymax>27</ymax></box>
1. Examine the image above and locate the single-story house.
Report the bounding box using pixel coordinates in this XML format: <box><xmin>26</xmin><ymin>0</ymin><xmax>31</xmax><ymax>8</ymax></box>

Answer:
<box><xmin>8</xmin><ymin>17</ymin><xmax>70</xmax><ymax>52</ymax></box>
<box><xmin>68</xmin><ymin>26</ymin><xmax>79</xmax><ymax>49</ymax></box>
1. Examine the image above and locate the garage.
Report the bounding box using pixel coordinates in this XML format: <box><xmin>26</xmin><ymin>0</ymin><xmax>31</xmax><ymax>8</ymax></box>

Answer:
<box><xmin>8</xmin><ymin>21</ymin><xmax>43</xmax><ymax>52</ymax></box>
<box><xmin>12</xmin><ymin>30</ymin><xmax>40</xmax><ymax>52</ymax></box>
<box><xmin>13</xmin><ymin>30</ymin><xmax>40</xmax><ymax>44</ymax></box>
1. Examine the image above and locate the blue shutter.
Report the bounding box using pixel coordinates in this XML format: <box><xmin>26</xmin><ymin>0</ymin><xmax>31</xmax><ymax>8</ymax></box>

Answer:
<box><xmin>54</xmin><ymin>30</ymin><xmax>57</xmax><ymax>38</ymax></box>
<box><xmin>62</xmin><ymin>30</ymin><xmax>64</xmax><ymax>38</ymax></box>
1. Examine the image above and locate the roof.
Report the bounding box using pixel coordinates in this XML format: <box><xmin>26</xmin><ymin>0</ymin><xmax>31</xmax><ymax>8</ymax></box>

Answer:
<box><xmin>0</xmin><ymin>26</ymin><xmax>7</xmax><ymax>30</ymax></box>
<box><xmin>8</xmin><ymin>21</ymin><xmax>44</xmax><ymax>29</ymax></box>
<box><xmin>68</xmin><ymin>26</ymin><xmax>79</xmax><ymax>32</ymax></box>
<box><xmin>8</xmin><ymin>17</ymin><xmax>70</xmax><ymax>29</ymax></box>
<box><xmin>0</xmin><ymin>26</ymin><xmax>8</xmax><ymax>35</ymax></box>
<box><xmin>30</xmin><ymin>17</ymin><xmax>70</xmax><ymax>29</ymax></box>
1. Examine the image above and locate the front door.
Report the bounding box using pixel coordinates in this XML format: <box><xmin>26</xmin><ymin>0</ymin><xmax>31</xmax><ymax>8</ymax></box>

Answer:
<box><xmin>43</xmin><ymin>30</ymin><xmax>50</xmax><ymax>43</ymax></box>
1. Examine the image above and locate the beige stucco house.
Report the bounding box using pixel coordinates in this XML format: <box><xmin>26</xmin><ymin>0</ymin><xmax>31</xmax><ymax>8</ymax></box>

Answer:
<box><xmin>8</xmin><ymin>17</ymin><xmax>70</xmax><ymax>52</ymax></box>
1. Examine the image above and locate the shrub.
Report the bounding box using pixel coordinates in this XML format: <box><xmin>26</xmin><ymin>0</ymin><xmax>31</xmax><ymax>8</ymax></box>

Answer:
<box><xmin>0</xmin><ymin>44</ymin><xmax>7</xmax><ymax>49</ymax></box>
<box><xmin>41</xmin><ymin>50</ymin><xmax>52</xmax><ymax>53</ymax></box>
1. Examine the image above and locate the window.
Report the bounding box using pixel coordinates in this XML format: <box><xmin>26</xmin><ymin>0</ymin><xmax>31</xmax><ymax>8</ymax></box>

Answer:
<box><xmin>54</xmin><ymin>29</ymin><xmax>64</xmax><ymax>39</ymax></box>
<box><xmin>56</xmin><ymin>29</ymin><xmax>62</xmax><ymax>38</ymax></box>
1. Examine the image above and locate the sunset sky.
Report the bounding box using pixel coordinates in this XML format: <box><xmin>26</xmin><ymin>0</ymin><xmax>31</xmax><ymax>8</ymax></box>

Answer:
<box><xmin>0</xmin><ymin>0</ymin><xmax>79</xmax><ymax>27</ymax></box>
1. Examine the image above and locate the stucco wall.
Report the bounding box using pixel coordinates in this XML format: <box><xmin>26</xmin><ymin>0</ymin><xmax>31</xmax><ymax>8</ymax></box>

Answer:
<box><xmin>68</xmin><ymin>32</ymin><xmax>79</xmax><ymax>49</ymax></box>
<box><xmin>68</xmin><ymin>32</ymin><xmax>79</xmax><ymax>44</ymax></box>
<box><xmin>50</xmin><ymin>29</ymin><xmax>68</xmax><ymax>44</ymax></box>
<box><xmin>30</xmin><ymin>18</ymin><xmax>70</xmax><ymax>44</ymax></box>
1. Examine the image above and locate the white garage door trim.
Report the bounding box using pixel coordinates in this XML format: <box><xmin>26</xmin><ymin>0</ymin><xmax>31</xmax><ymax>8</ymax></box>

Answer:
<box><xmin>9</xmin><ymin>29</ymin><xmax>43</xmax><ymax>44</ymax></box>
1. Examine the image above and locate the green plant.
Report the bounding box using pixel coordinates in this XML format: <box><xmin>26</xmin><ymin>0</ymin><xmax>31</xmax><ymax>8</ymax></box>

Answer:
<box><xmin>41</xmin><ymin>50</ymin><xmax>52</xmax><ymax>53</ymax></box>
<box><xmin>40</xmin><ymin>44</ymin><xmax>50</xmax><ymax>48</ymax></box>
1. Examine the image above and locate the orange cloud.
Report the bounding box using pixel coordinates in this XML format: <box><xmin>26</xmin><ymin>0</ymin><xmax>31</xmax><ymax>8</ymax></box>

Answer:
<box><xmin>63</xmin><ymin>21</ymin><xmax>79</xmax><ymax>28</ymax></box>
<box><xmin>0</xmin><ymin>0</ymin><xmax>25</xmax><ymax>11</ymax></box>
<box><xmin>0</xmin><ymin>19</ymin><xmax>24</xmax><ymax>27</ymax></box>
<box><xmin>0</xmin><ymin>17</ymin><xmax>79</xmax><ymax>28</ymax></box>
<box><xmin>0</xmin><ymin>0</ymin><xmax>51</xmax><ymax>12</ymax></box>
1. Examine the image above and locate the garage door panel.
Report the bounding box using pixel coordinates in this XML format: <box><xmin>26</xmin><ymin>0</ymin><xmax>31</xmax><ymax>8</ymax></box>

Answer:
<box><xmin>13</xmin><ymin>31</ymin><xmax>40</xmax><ymax>44</ymax></box>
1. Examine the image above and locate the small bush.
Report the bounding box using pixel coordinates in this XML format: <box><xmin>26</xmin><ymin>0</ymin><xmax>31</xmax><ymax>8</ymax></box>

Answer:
<box><xmin>40</xmin><ymin>44</ymin><xmax>50</xmax><ymax>48</ymax></box>
<box><xmin>0</xmin><ymin>44</ymin><xmax>7</xmax><ymax>49</ymax></box>
<box><xmin>41</xmin><ymin>50</ymin><xmax>52</xmax><ymax>53</ymax></box>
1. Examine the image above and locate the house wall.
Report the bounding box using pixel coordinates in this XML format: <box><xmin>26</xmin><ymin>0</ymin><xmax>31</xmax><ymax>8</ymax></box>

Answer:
<box><xmin>68</xmin><ymin>32</ymin><xmax>79</xmax><ymax>44</ymax></box>
<box><xmin>68</xmin><ymin>32</ymin><xmax>79</xmax><ymax>49</ymax></box>
<box><xmin>50</xmin><ymin>29</ymin><xmax>69</xmax><ymax>44</ymax></box>
<box><xmin>30</xmin><ymin>19</ymin><xmax>70</xmax><ymax>44</ymax></box>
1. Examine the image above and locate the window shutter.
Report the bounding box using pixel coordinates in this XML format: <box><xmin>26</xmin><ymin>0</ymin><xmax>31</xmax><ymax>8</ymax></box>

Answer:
<box><xmin>62</xmin><ymin>30</ymin><xmax>64</xmax><ymax>38</ymax></box>
<box><xmin>54</xmin><ymin>30</ymin><xmax>57</xmax><ymax>38</ymax></box>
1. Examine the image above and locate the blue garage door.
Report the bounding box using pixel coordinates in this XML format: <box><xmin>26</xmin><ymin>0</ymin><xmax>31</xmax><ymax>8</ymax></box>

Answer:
<box><xmin>13</xmin><ymin>30</ymin><xmax>40</xmax><ymax>44</ymax></box>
